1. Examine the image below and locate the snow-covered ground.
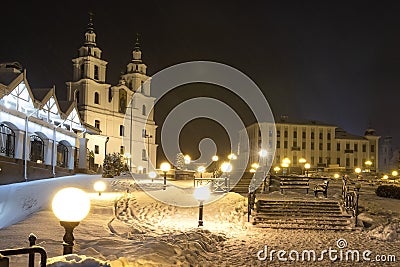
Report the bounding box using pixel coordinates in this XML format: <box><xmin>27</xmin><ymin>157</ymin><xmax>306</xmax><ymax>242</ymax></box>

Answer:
<box><xmin>0</xmin><ymin>175</ymin><xmax>399</xmax><ymax>266</ymax></box>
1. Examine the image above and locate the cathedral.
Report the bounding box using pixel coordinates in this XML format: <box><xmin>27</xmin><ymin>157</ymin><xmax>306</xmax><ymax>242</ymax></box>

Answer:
<box><xmin>66</xmin><ymin>16</ymin><xmax>157</xmax><ymax>173</ymax></box>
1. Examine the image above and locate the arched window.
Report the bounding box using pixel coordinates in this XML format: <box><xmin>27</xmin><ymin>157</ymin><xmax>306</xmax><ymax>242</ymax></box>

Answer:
<box><xmin>57</xmin><ymin>143</ymin><xmax>69</xmax><ymax>168</ymax></box>
<box><xmin>119</xmin><ymin>89</ymin><xmax>127</xmax><ymax>114</ymax></box>
<box><xmin>0</xmin><ymin>123</ymin><xmax>15</xmax><ymax>158</ymax></box>
<box><xmin>94</xmin><ymin>92</ymin><xmax>100</xmax><ymax>104</ymax></box>
<box><xmin>94</xmin><ymin>65</ymin><xmax>99</xmax><ymax>80</ymax></box>
<box><xmin>80</xmin><ymin>64</ymin><xmax>85</xmax><ymax>78</ymax></box>
<box><xmin>142</xmin><ymin>105</ymin><xmax>146</xmax><ymax>116</ymax></box>
<box><xmin>30</xmin><ymin>135</ymin><xmax>44</xmax><ymax>162</ymax></box>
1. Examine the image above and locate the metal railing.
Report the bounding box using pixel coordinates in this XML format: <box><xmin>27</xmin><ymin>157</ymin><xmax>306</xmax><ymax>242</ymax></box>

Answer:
<box><xmin>341</xmin><ymin>178</ymin><xmax>360</xmax><ymax>227</ymax></box>
<box><xmin>0</xmin><ymin>233</ymin><xmax>47</xmax><ymax>267</ymax></box>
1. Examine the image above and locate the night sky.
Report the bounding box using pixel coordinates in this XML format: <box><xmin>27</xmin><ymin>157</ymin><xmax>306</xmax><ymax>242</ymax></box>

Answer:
<box><xmin>1</xmin><ymin>1</ymin><xmax>400</xmax><ymax>150</ymax></box>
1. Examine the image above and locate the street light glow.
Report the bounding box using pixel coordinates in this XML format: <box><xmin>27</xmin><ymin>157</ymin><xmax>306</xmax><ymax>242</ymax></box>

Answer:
<box><xmin>212</xmin><ymin>155</ymin><xmax>219</xmax><ymax>161</ymax></box>
<box><xmin>184</xmin><ymin>155</ymin><xmax>191</xmax><ymax>164</ymax></box>
<box><xmin>249</xmin><ymin>168</ymin><xmax>256</xmax><ymax>173</ymax></box>
<box><xmin>197</xmin><ymin>166</ymin><xmax>206</xmax><ymax>173</ymax></box>
<box><xmin>93</xmin><ymin>181</ymin><xmax>106</xmax><ymax>196</ymax></box>
<box><xmin>193</xmin><ymin>186</ymin><xmax>211</xmax><ymax>202</ymax></box>
<box><xmin>251</xmin><ymin>163</ymin><xmax>260</xmax><ymax>169</ymax></box>
<box><xmin>304</xmin><ymin>163</ymin><xmax>311</xmax><ymax>169</ymax></box>
<box><xmin>228</xmin><ymin>153</ymin><xmax>237</xmax><ymax>160</ymax></box>
<box><xmin>259</xmin><ymin>149</ymin><xmax>268</xmax><ymax>157</ymax></box>
<box><xmin>298</xmin><ymin>158</ymin><xmax>306</xmax><ymax>164</ymax></box>
<box><xmin>160</xmin><ymin>162</ymin><xmax>171</xmax><ymax>172</ymax></box>
<box><xmin>52</xmin><ymin>187</ymin><xmax>91</xmax><ymax>222</ymax></box>
<box><xmin>148</xmin><ymin>171</ymin><xmax>157</xmax><ymax>179</ymax></box>
<box><xmin>392</xmin><ymin>170</ymin><xmax>398</xmax><ymax>177</ymax></box>
<box><xmin>282</xmin><ymin>157</ymin><xmax>291</xmax><ymax>165</ymax></box>
<box><xmin>355</xmin><ymin>167</ymin><xmax>362</xmax><ymax>174</ymax></box>
<box><xmin>220</xmin><ymin>162</ymin><xmax>233</xmax><ymax>173</ymax></box>
<box><xmin>334</xmin><ymin>173</ymin><xmax>340</xmax><ymax>179</ymax></box>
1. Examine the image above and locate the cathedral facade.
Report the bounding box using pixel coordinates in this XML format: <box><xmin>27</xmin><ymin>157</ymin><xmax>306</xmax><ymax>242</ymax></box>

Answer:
<box><xmin>66</xmin><ymin>17</ymin><xmax>157</xmax><ymax>173</ymax></box>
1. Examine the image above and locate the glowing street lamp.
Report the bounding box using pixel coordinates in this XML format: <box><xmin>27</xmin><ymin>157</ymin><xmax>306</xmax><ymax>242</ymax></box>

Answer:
<box><xmin>184</xmin><ymin>155</ymin><xmax>191</xmax><ymax>165</ymax></box>
<box><xmin>298</xmin><ymin>158</ymin><xmax>306</xmax><ymax>164</ymax></box>
<box><xmin>148</xmin><ymin>171</ymin><xmax>157</xmax><ymax>182</ymax></box>
<box><xmin>259</xmin><ymin>149</ymin><xmax>268</xmax><ymax>158</ymax></box>
<box><xmin>334</xmin><ymin>173</ymin><xmax>340</xmax><ymax>179</ymax></box>
<box><xmin>228</xmin><ymin>153</ymin><xmax>237</xmax><ymax>160</ymax></box>
<box><xmin>273</xmin><ymin>166</ymin><xmax>281</xmax><ymax>174</ymax></box>
<box><xmin>365</xmin><ymin>160</ymin><xmax>372</xmax><ymax>172</ymax></box>
<box><xmin>197</xmin><ymin>166</ymin><xmax>206</xmax><ymax>178</ymax></box>
<box><xmin>304</xmin><ymin>163</ymin><xmax>311</xmax><ymax>177</ymax></box>
<box><xmin>52</xmin><ymin>187</ymin><xmax>90</xmax><ymax>255</ymax></box>
<box><xmin>220</xmin><ymin>162</ymin><xmax>233</xmax><ymax>173</ymax></box>
<box><xmin>212</xmin><ymin>155</ymin><xmax>219</xmax><ymax>178</ymax></box>
<box><xmin>251</xmin><ymin>163</ymin><xmax>260</xmax><ymax>169</ymax></box>
<box><xmin>93</xmin><ymin>181</ymin><xmax>106</xmax><ymax>196</ymax></box>
<box><xmin>193</xmin><ymin>186</ymin><xmax>210</xmax><ymax>227</ymax></box>
<box><xmin>249</xmin><ymin>168</ymin><xmax>256</xmax><ymax>173</ymax></box>
<box><xmin>392</xmin><ymin>170</ymin><xmax>398</xmax><ymax>177</ymax></box>
<box><xmin>160</xmin><ymin>162</ymin><xmax>171</xmax><ymax>190</ymax></box>
<box><xmin>355</xmin><ymin>168</ymin><xmax>362</xmax><ymax>179</ymax></box>
<box><xmin>382</xmin><ymin>174</ymin><xmax>389</xmax><ymax>180</ymax></box>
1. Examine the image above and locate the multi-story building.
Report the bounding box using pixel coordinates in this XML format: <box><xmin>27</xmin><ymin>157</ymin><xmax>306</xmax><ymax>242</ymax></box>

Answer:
<box><xmin>66</xmin><ymin>17</ymin><xmax>157</xmax><ymax>173</ymax></box>
<box><xmin>239</xmin><ymin>116</ymin><xmax>380</xmax><ymax>173</ymax></box>
<box><xmin>0</xmin><ymin>62</ymin><xmax>85</xmax><ymax>184</ymax></box>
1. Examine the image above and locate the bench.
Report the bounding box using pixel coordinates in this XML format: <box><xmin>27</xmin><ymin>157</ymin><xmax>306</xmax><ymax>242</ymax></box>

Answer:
<box><xmin>194</xmin><ymin>177</ymin><xmax>230</xmax><ymax>192</ymax></box>
<box><xmin>280</xmin><ymin>177</ymin><xmax>309</xmax><ymax>194</ymax></box>
<box><xmin>314</xmin><ymin>180</ymin><xmax>329</xmax><ymax>197</ymax></box>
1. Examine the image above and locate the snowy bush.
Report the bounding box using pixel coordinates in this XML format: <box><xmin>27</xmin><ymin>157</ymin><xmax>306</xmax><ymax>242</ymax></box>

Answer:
<box><xmin>376</xmin><ymin>185</ymin><xmax>400</xmax><ymax>199</ymax></box>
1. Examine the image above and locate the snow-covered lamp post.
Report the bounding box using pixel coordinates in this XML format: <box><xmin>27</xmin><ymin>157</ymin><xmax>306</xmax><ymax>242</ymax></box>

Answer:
<box><xmin>52</xmin><ymin>187</ymin><xmax>90</xmax><ymax>255</ymax></box>
<box><xmin>149</xmin><ymin>171</ymin><xmax>157</xmax><ymax>182</ymax></box>
<box><xmin>197</xmin><ymin>166</ymin><xmax>205</xmax><ymax>178</ymax></box>
<box><xmin>304</xmin><ymin>163</ymin><xmax>311</xmax><ymax>177</ymax></box>
<box><xmin>160</xmin><ymin>162</ymin><xmax>171</xmax><ymax>190</ymax></box>
<box><xmin>193</xmin><ymin>186</ymin><xmax>210</xmax><ymax>227</ymax></box>
<box><xmin>93</xmin><ymin>181</ymin><xmax>106</xmax><ymax>196</ymax></box>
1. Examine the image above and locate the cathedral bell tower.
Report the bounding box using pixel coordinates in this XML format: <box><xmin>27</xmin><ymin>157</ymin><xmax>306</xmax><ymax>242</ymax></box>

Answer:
<box><xmin>120</xmin><ymin>35</ymin><xmax>151</xmax><ymax>95</ymax></box>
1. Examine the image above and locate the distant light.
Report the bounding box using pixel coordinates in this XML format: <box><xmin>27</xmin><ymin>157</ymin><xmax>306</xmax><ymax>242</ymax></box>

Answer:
<box><xmin>160</xmin><ymin>162</ymin><xmax>171</xmax><ymax>172</ymax></box>
<box><xmin>298</xmin><ymin>158</ymin><xmax>307</xmax><ymax>164</ymax></box>
<box><xmin>392</xmin><ymin>170</ymin><xmax>398</xmax><ymax>177</ymax></box>
<box><xmin>259</xmin><ymin>149</ymin><xmax>268</xmax><ymax>158</ymax></box>
<box><xmin>334</xmin><ymin>173</ymin><xmax>340</xmax><ymax>179</ymax></box>
<box><xmin>282</xmin><ymin>158</ymin><xmax>291</xmax><ymax>165</ymax></box>
<box><xmin>212</xmin><ymin>155</ymin><xmax>219</xmax><ymax>162</ymax></box>
<box><xmin>228</xmin><ymin>153</ymin><xmax>237</xmax><ymax>160</ymax></box>
<box><xmin>250</xmin><ymin>168</ymin><xmax>256</xmax><ymax>173</ymax></box>
<box><xmin>251</xmin><ymin>163</ymin><xmax>260</xmax><ymax>169</ymax></box>
<box><xmin>138</xmin><ymin>166</ymin><xmax>144</xmax><ymax>171</ymax></box>
<box><xmin>273</xmin><ymin>166</ymin><xmax>281</xmax><ymax>172</ymax></box>
<box><xmin>220</xmin><ymin>162</ymin><xmax>232</xmax><ymax>173</ymax></box>
<box><xmin>304</xmin><ymin>163</ymin><xmax>311</xmax><ymax>169</ymax></box>
<box><xmin>193</xmin><ymin>186</ymin><xmax>210</xmax><ymax>201</ymax></box>
<box><xmin>382</xmin><ymin>175</ymin><xmax>389</xmax><ymax>180</ymax></box>
<box><xmin>184</xmin><ymin>155</ymin><xmax>191</xmax><ymax>164</ymax></box>
<box><xmin>52</xmin><ymin>187</ymin><xmax>90</xmax><ymax>222</ymax></box>
<box><xmin>197</xmin><ymin>166</ymin><xmax>206</xmax><ymax>173</ymax></box>
<box><xmin>93</xmin><ymin>181</ymin><xmax>106</xmax><ymax>194</ymax></box>
<box><xmin>355</xmin><ymin>168</ymin><xmax>362</xmax><ymax>174</ymax></box>
<box><xmin>365</xmin><ymin>160</ymin><xmax>372</xmax><ymax>166</ymax></box>
<box><xmin>36</xmin><ymin>160</ymin><xmax>43</xmax><ymax>164</ymax></box>
<box><xmin>148</xmin><ymin>171</ymin><xmax>157</xmax><ymax>179</ymax></box>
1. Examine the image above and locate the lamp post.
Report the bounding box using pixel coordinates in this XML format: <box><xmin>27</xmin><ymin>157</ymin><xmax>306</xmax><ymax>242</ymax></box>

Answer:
<box><xmin>304</xmin><ymin>163</ymin><xmax>311</xmax><ymax>177</ymax></box>
<box><xmin>184</xmin><ymin>155</ymin><xmax>191</xmax><ymax>169</ymax></box>
<box><xmin>355</xmin><ymin>167</ymin><xmax>362</xmax><ymax>179</ymax></box>
<box><xmin>392</xmin><ymin>170</ymin><xmax>398</xmax><ymax>178</ymax></box>
<box><xmin>144</xmin><ymin>131</ymin><xmax>152</xmax><ymax>173</ymax></box>
<box><xmin>160</xmin><ymin>162</ymin><xmax>171</xmax><ymax>190</ymax></box>
<box><xmin>282</xmin><ymin>157</ymin><xmax>291</xmax><ymax>175</ymax></box>
<box><xmin>52</xmin><ymin>187</ymin><xmax>90</xmax><ymax>255</ymax></box>
<box><xmin>299</xmin><ymin>158</ymin><xmax>306</xmax><ymax>175</ymax></box>
<box><xmin>93</xmin><ymin>181</ymin><xmax>106</xmax><ymax>196</ymax></box>
<box><xmin>273</xmin><ymin>166</ymin><xmax>281</xmax><ymax>174</ymax></box>
<box><xmin>193</xmin><ymin>186</ymin><xmax>211</xmax><ymax>227</ymax></box>
<box><xmin>212</xmin><ymin>155</ymin><xmax>219</xmax><ymax>177</ymax></box>
<box><xmin>365</xmin><ymin>160</ymin><xmax>372</xmax><ymax>173</ymax></box>
<box><xmin>149</xmin><ymin>171</ymin><xmax>157</xmax><ymax>182</ymax></box>
<box><xmin>197</xmin><ymin>166</ymin><xmax>205</xmax><ymax>178</ymax></box>
<box><xmin>220</xmin><ymin>162</ymin><xmax>232</xmax><ymax>191</ymax></box>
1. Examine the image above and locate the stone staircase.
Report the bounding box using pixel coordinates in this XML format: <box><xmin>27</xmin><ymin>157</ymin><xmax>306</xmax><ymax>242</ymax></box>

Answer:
<box><xmin>252</xmin><ymin>199</ymin><xmax>353</xmax><ymax>230</ymax></box>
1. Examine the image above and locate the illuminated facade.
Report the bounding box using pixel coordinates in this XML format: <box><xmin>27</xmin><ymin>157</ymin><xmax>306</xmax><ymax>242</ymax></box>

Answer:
<box><xmin>239</xmin><ymin>117</ymin><xmax>380</xmax><ymax>172</ymax></box>
<box><xmin>0</xmin><ymin>62</ymin><xmax>85</xmax><ymax>182</ymax></box>
<box><xmin>66</xmin><ymin>17</ymin><xmax>157</xmax><ymax>173</ymax></box>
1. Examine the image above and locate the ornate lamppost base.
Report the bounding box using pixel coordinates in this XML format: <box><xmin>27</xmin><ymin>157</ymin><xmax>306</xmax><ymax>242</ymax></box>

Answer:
<box><xmin>60</xmin><ymin>221</ymin><xmax>80</xmax><ymax>255</ymax></box>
